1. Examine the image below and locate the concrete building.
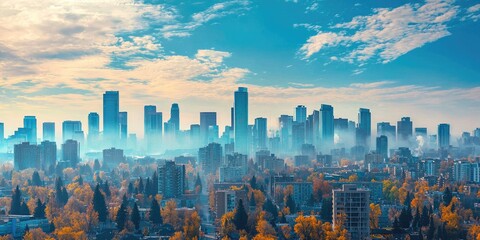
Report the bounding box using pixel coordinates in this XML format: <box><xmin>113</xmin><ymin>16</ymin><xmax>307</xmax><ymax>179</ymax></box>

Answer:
<box><xmin>333</xmin><ymin>184</ymin><xmax>370</xmax><ymax>240</ymax></box>
<box><xmin>14</xmin><ymin>142</ymin><xmax>40</xmax><ymax>170</ymax></box>
<box><xmin>158</xmin><ymin>160</ymin><xmax>186</xmax><ymax>199</ymax></box>
<box><xmin>215</xmin><ymin>189</ymin><xmax>248</xmax><ymax>220</ymax></box>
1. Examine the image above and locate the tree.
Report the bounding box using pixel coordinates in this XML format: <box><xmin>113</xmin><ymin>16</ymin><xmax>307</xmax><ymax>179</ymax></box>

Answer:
<box><xmin>33</xmin><ymin>199</ymin><xmax>46</xmax><ymax>219</ymax></box>
<box><xmin>10</xmin><ymin>185</ymin><xmax>22</xmax><ymax>215</ymax></box>
<box><xmin>285</xmin><ymin>194</ymin><xmax>296</xmax><ymax>214</ymax></box>
<box><xmin>131</xmin><ymin>203</ymin><xmax>140</xmax><ymax>230</ymax></box>
<box><xmin>145</xmin><ymin>178</ymin><xmax>152</xmax><ymax>197</ymax></box>
<box><xmin>250</xmin><ymin>192</ymin><xmax>257</xmax><ymax>208</ymax></box>
<box><xmin>152</xmin><ymin>171</ymin><xmax>159</xmax><ymax>195</ymax></box>
<box><xmin>420</xmin><ymin>205</ymin><xmax>429</xmax><ymax>227</ymax></box>
<box><xmin>183</xmin><ymin>211</ymin><xmax>201</xmax><ymax>239</ymax></box>
<box><xmin>250</xmin><ymin>175</ymin><xmax>257</xmax><ymax>189</ymax></box>
<box><xmin>138</xmin><ymin>177</ymin><xmax>144</xmax><ymax>194</ymax></box>
<box><xmin>92</xmin><ymin>184</ymin><xmax>108</xmax><ymax>222</ymax></box>
<box><xmin>263</xmin><ymin>199</ymin><xmax>278</xmax><ymax>222</ymax></box>
<box><xmin>412</xmin><ymin>207</ymin><xmax>420</xmax><ymax>231</ymax></box>
<box><xmin>294</xmin><ymin>214</ymin><xmax>322</xmax><ymax>240</ymax></box>
<box><xmin>195</xmin><ymin>173</ymin><xmax>202</xmax><ymax>194</ymax></box>
<box><xmin>149</xmin><ymin>198</ymin><xmax>162</xmax><ymax>225</ymax></box>
<box><xmin>233</xmin><ymin>199</ymin><xmax>248</xmax><ymax>231</ymax></box>
<box><xmin>85</xmin><ymin>204</ymin><xmax>99</xmax><ymax>233</ymax></box>
<box><xmin>24</xmin><ymin>228</ymin><xmax>52</xmax><ymax>240</ymax></box>
<box><xmin>399</xmin><ymin>206</ymin><xmax>412</xmax><ymax>228</ymax></box>
<box><xmin>468</xmin><ymin>224</ymin><xmax>480</xmax><ymax>240</ymax></box>
<box><xmin>427</xmin><ymin>215</ymin><xmax>435</xmax><ymax>240</ymax></box>
<box><xmin>255</xmin><ymin>211</ymin><xmax>277</xmax><ymax>239</ymax></box>
<box><xmin>115</xmin><ymin>203</ymin><xmax>128</xmax><ymax>230</ymax></box>
<box><xmin>369</xmin><ymin>203</ymin><xmax>381</xmax><ymax>229</ymax></box>
<box><xmin>220</xmin><ymin>211</ymin><xmax>236</xmax><ymax>238</ymax></box>
<box><xmin>443</xmin><ymin>187</ymin><xmax>452</xmax><ymax>206</ymax></box>
<box><xmin>102</xmin><ymin>180</ymin><xmax>111</xmax><ymax>198</ymax></box>
<box><xmin>162</xmin><ymin>200</ymin><xmax>180</xmax><ymax>229</ymax></box>
<box><xmin>320</xmin><ymin>198</ymin><xmax>333</xmax><ymax>222</ymax></box>
<box><xmin>404</xmin><ymin>191</ymin><xmax>412</xmax><ymax>206</ymax></box>
<box><xmin>21</xmin><ymin>201</ymin><xmax>30</xmax><ymax>215</ymax></box>
<box><xmin>31</xmin><ymin>171</ymin><xmax>42</xmax><ymax>186</ymax></box>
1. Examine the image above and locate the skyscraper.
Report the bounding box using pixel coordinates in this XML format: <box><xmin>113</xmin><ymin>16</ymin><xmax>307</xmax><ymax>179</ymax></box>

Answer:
<box><xmin>234</xmin><ymin>87</ymin><xmax>249</xmax><ymax>154</ymax></box>
<box><xmin>23</xmin><ymin>116</ymin><xmax>37</xmax><ymax>144</ymax></box>
<box><xmin>377</xmin><ymin>122</ymin><xmax>396</xmax><ymax>147</ymax></box>
<box><xmin>415</xmin><ymin>127</ymin><xmax>427</xmax><ymax>137</ymax></box>
<box><xmin>200</xmin><ymin>112</ymin><xmax>217</xmax><ymax>144</ymax></box>
<box><xmin>62</xmin><ymin>120</ymin><xmax>82</xmax><ymax>143</ymax></box>
<box><xmin>438</xmin><ymin>123</ymin><xmax>450</xmax><ymax>149</ymax></box>
<box><xmin>144</xmin><ymin>106</ymin><xmax>162</xmax><ymax>153</ymax></box>
<box><xmin>42</xmin><ymin>122</ymin><xmax>55</xmax><ymax>142</ymax></box>
<box><xmin>88</xmin><ymin>112</ymin><xmax>99</xmax><ymax>149</ymax></box>
<box><xmin>357</xmin><ymin>108</ymin><xmax>371</xmax><ymax>148</ymax></box>
<box><xmin>254</xmin><ymin>117</ymin><xmax>267</xmax><ymax>150</ymax></box>
<box><xmin>295</xmin><ymin>105</ymin><xmax>307</xmax><ymax>123</ymax></box>
<box><xmin>62</xmin><ymin>139</ymin><xmax>79</xmax><ymax>168</ymax></box>
<box><xmin>169</xmin><ymin>103</ymin><xmax>180</xmax><ymax>133</ymax></box>
<box><xmin>376</xmin><ymin>135</ymin><xmax>388</xmax><ymax>160</ymax></box>
<box><xmin>103</xmin><ymin>91</ymin><xmax>119</xmax><ymax>147</ymax></box>
<box><xmin>14</xmin><ymin>142</ymin><xmax>40</xmax><ymax>170</ymax></box>
<box><xmin>119</xmin><ymin>111</ymin><xmax>128</xmax><ymax>147</ymax></box>
<box><xmin>279</xmin><ymin>115</ymin><xmax>293</xmax><ymax>151</ymax></box>
<box><xmin>0</xmin><ymin>122</ymin><xmax>3</xmax><ymax>141</ymax></box>
<box><xmin>157</xmin><ymin>160</ymin><xmax>186</xmax><ymax>199</ymax></box>
<box><xmin>198</xmin><ymin>142</ymin><xmax>223</xmax><ymax>174</ymax></box>
<box><xmin>40</xmin><ymin>140</ymin><xmax>57</xmax><ymax>173</ymax></box>
<box><xmin>320</xmin><ymin>104</ymin><xmax>334</xmax><ymax>148</ymax></box>
<box><xmin>397</xmin><ymin>117</ymin><xmax>413</xmax><ymax>146</ymax></box>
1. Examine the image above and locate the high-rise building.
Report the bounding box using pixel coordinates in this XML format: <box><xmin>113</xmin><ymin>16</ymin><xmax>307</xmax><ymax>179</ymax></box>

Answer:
<box><xmin>295</xmin><ymin>105</ymin><xmax>307</xmax><ymax>123</ymax></box>
<box><xmin>234</xmin><ymin>87</ymin><xmax>249</xmax><ymax>154</ymax></box>
<box><xmin>23</xmin><ymin>116</ymin><xmax>37</xmax><ymax>144</ymax></box>
<box><xmin>415</xmin><ymin>127</ymin><xmax>427</xmax><ymax>137</ymax></box>
<box><xmin>357</xmin><ymin>108</ymin><xmax>371</xmax><ymax>148</ymax></box>
<box><xmin>103</xmin><ymin>148</ymin><xmax>125</xmax><ymax>169</ymax></box>
<box><xmin>119</xmin><ymin>111</ymin><xmax>128</xmax><ymax>147</ymax></box>
<box><xmin>376</xmin><ymin>135</ymin><xmax>388</xmax><ymax>160</ymax></box>
<box><xmin>333</xmin><ymin>184</ymin><xmax>370</xmax><ymax>240</ymax></box>
<box><xmin>254</xmin><ymin>117</ymin><xmax>267</xmax><ymax>150</ymax></box>
<box><xmin>103</xmin><ymin>91</ymin><xmax>119</xmax><ymax>147</ymax></box>
<box><xmin>320</xmin><ymin>104</ymin><xmax>334</xmax><ymax>148</ymax></box>
<box><xmin>200</xmin><ymin>112</ymin><xmax>217</xmax><ymax>144</ymax></box>
<box><xmin>88</xmin><ymin>112</ymin><xmax>99</xmax><ymax>149</ymax></box>
<box><xmin>14</xmin><ymin>142</ymin><xmax>40</xmax><ymax>170</ymax></box>
<box><xmin>144</xmin><ymin>106</ymin><xmax>163</xmax><ymax>153</ymax></box>
<box><xmin>279</xmin><ymin>115</ymin><xmax>293</xmax><ymax>151</ymax></box>
<box><xmin>190</xmin><ymin>124</ymin><xmax>201</xmax><ymax>147</ymax></box>
<box><xmin>42</xmin><ymin>122</ymin><xmax>55</xmax><ymax>142</ymax></box>
<box><xmin>158</xmin><ymin>160</ymin><xmax>186</xmax><ymax>199</ymax></box>
<box><xmin>438</xmin><ymin>123</ymin><xmax>450</xmax><ymax>149</ymax></box>
<box><xmin>0</xmin><ymin>122</ymin><xmax>4</xmax><ymax>141</ymax></box>
<box><xmin>334</xmin><ymin>118</ymin><xmax>349</xmax><ymax>131</ymax></box>
<box><xmin>397</xmin><ymin>117</ymin><xmax>413</xmax><ymax>146</ymax></box>
<box><xmin>62</xmin><ymin>139</ymin><xmax>79</xmax><ymax>167</ymax></box>
<box><xmin>40</xmin><ymin>141</ymin><xmax>56</xmax><ymax>173</ymax></box>
<box><xmin>169</xmin><ymin>103</ymin><xmax>180</xmax><ymax>133</ymax></box>
<box><xmin>62</xmin><ymin>121</ymin><xmax>82</xmax><ymax>143</ymax></box>
<box><xmin>198</xmin><ymin>143</ymin><xmax>223</xmax><ymax>174</ymax></box>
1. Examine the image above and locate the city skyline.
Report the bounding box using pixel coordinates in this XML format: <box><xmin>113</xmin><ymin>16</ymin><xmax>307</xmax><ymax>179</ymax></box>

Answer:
<box><xmin>0</xmin><ymin>0</ymin><xmax>480</xmax><ymax>137</ymax></box>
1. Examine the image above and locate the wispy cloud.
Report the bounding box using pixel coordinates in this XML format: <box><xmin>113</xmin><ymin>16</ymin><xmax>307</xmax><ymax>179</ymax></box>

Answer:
<box><xmin>299</xmin><ymin>0</ymin><xmax>462</xmax><ymax>63</ymax></box>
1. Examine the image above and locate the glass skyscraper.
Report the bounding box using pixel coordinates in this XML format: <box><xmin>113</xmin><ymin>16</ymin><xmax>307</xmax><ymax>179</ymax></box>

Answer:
<box><xmin>42</xmin><ymin>122</ymin><xmax>55</xmax><ymax>142</ymax></box>
<box><xmin>254</xmin><ymin>117</ymin><xmax>267</xmax><ymax>150</ymax></box>
<box><xmin>103</xmin><ymin>91</ymin><xmax>119</xmax><ymax>147</ymax></box>
<box><xmin>23</xmin><ymin>116</ymin><xmax>37</xmax><ymax>144</ymax></box>
<box><xmin>357</xmin><ymin>108</ymin><xmax>371</xmax><ymax>148</ymax></box>
<box><xmin>438</xmin><ymin>123</ymin><xmax>450</xmax><ymax>149</ymax></box>
<box><xmin>234</xmin><ymin>87</ymin><xmax>248</xmax><ymax>154</ymax></box>
<box><xmin>295</xmin><ymin>105</ymin><xmax>307</xmax><ymax>123</ymax></box>
<box><xmin>320</xmin><ymin>104</ymin><xmax>334</xmax><ymax>148</ymax></box>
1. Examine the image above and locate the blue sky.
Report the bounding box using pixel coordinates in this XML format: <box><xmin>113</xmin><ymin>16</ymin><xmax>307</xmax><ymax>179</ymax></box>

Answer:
<box><xmin>0</xmin><ymin>0</ymin><xmax>479</xmax><ymax>138</ymax></box>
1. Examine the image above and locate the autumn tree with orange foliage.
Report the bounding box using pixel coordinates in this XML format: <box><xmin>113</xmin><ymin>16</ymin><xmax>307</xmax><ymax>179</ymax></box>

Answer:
<box><xmin>24</xmin><ymin>228</ymin><xmax>54</xmax><ymax>240</ymax></box>
<box><xmin>369</xmin><ymin>203</ymin><xmax>381</xmax><ymax>229</ymax></box>
<box><xmin>254</xmin><ymin>211</ymin><xmax>277</xmax><ymax>239</ymax></box>
<box><xmin>294</xmin><ymin>214</ymin><xmax>323</xmax><ymax>240</ymax></box>
<box><xmin>468</xmin><ymin>224</ymin><xmax>480</xmax><ymax>240</ymax></box>
<box><xmin>162</xmin><ymin>200</ymin><xmax>180</xmax><ymax>230</ymax></box>
<box><xmin>183</xmin><ymin>211</ymin><xmax>201</xmax><ymax>240</ymax></box>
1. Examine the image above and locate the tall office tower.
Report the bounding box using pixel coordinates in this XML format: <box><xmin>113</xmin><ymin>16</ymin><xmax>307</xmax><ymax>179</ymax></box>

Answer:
<box><xmin>279</xmin><ymin>115</ymin><xmax>293</xmax><ymax>151</ymax></box>
<box><xmin>42</xmin><ymin>122</ymin><xmax>55</xmax><ymax>142</ymax></box>
<box><xmin>305</xmin><ymin>114</ymin><xmax>314</xmax><ymax>144</ymax></box>
<box><xmin>376</xmin><ymin>135</ymin><xmax>388</xmax><ymax>160</ymax></box>
<box><xmin>312</xmin><ymin>110</ymin><xmax>320</xmax><ymax>147</ymax></box>
<box><xmin>23</xmin><ymin>116</ymin><xmax>37</xmax><ymax>144</ymax></box>
<box><xmin>88</xmin><ymin>112</ymin><xmax>100</xmax><ymax>148</ymax></box>
<box><xmin>144</xmin><ymin>106</ymin><xmax>163</xmax><ymax>153</ymax></box>
<box><xmin>103</xmin><ymin>91</ymin><xmax>119</xmax><ymax>147</ymax></box>
<box><xmin>198</xmin><ymin>142</ymin><xmax>223</xmax><ymax>174</ymax></box>
<box><xmin>62</xmin><ymin>139</ymin><xmax>79</xmax><ymax>168</ymax></box>
<box><xmin>169</xmin><ymin>103</ymin><xmax>180</xmax><ymax>133</ymax></box>
<box><xmin>234</xmin><ymin>87</ymin><xmax>249</xmax><ymax>154</ymax></box>
<box><xmin>119</xmin><ymin>111</ymin><xmax>128</xmax><ymax>147</ymax></box>
<box><xmin>377</xmin><ymin>122</ymin><xmax>396</xmax><ymax>147</ymax></box>
<box><xmin>14</xmin><ymin>142</ymin><xmax>40</xmax><ymax>170</ymax></box>
<box><xmin>254</xmin><ymin>118</ymin><xmax>267</xmax><ymax>150</ymax></box>
<box><xmin>190</xmin><ymin>124</ymin><xmax>201</xmax><ymax>147</ymax></box>
<box><xmin>62</xmin><ymin>121</ymin><xmax>82</xmax><ymax>143</ymax></box>
<box><xmin>230</xmin><ymin>107</ymin><xmax>235</xmax><ymax>130</ymax></box>
<box><xmin>0</xmin><ymin>122</ymin><xmax>3</xmax><ymax>143</ymax></box>
<box><xmin>144</xmin><ymin>105</ymin><xmax>157</xmax><ymax>137</ymax></box>
<box><xmin>200</xmin><ymin>112</ymin><xmax>217</xmax><ymax>144</ymax></box>
<box><xmin>357</xmin><ymin>108</ymin><xmax>371</xmax><ymax>148</ymax></box>
<box><xmin>334</xmin><ymin>118</ymin><xmax>349</xmax><ymax>131</ymax></box>
<box><xmin>320</xmin><ymin>104</ymin><xmax>334</xmax><ymax>149</ymax></box>
<box><xmin>397</xmin><ymin>117</ymin><xmax>413</xmax><ymax>146</ymax></box>
<box><xmin>474</xmin><ymin>128</ymin><xmax>480</xmax><ymax>138</ymax></box>
<box><xmin>295</xmin><ymin>105</ymin><xmax>307</xmax><ymax>123</ymax></box>
<box><xmin>40</xmin><ymin>141</ymin><xmax>57</xmax><ymax>173</ymax></box>
<box><xmin>292</xmin><ymin>122</ymin><xmax>306</xmax><ymax>152</ymax></box>
<box><xmin>438</xmin><ymin>123</ymin><xmax>450</xmax><ymax>149</ymax></box>
<box><xmin>415</xmin><ymin>127</ymin><xmax>427</xmax><ymax>137</ymax></box>
<box><xmin>333</xmin><ymin>185</ymin><xmax>370</xmax><ymax>240</ymax></box>
<box><xmin>157</xmin><ymin>160</ymin><xmax>186</xmax><ymax>199</ymax></box>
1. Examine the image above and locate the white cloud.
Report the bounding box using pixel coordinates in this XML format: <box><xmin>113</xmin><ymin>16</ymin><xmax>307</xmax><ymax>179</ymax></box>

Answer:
<box><xmin>299</xmin><ymin>0</ymin><xmax>461</xmax><ymax>63</ymax></box>
<box><xmin>463</xmin><ymin>4</ymin><xmax>480</xmax><ymax>21</ymax></box>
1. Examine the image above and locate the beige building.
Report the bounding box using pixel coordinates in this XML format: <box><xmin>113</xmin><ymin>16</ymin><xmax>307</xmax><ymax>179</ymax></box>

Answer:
<box><xmin>333</xmin><ymin>184</ymin><xmax>370</xmax><ymax>240</ymax></box>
